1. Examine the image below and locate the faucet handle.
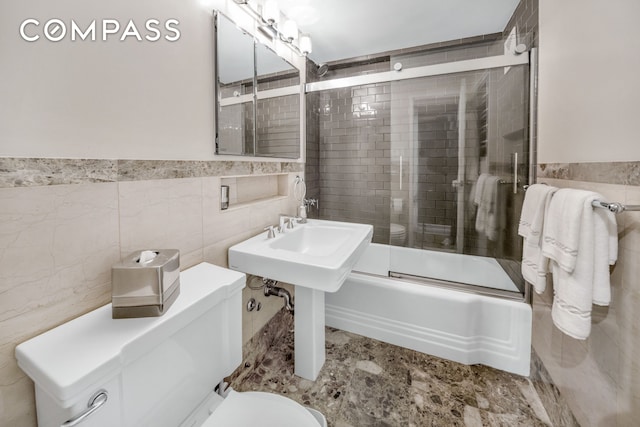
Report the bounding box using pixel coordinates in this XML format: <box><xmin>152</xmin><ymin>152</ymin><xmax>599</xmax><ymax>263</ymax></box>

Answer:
<box><xmin>286</xmin><ymin>217</ymin><xmax>295</xmax><ymax>229</ymax></box>
<box><xmin>263</xmin><ymin>225</ymin><xmax>276</xmax><ymax>239</ymax></box>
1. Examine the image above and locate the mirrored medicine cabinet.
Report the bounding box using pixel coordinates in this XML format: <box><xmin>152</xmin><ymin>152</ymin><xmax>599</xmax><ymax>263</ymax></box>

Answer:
<box><xmin>214</xmin><ymin>11</ymin><xmax>302</xmax><ymax>159</ymax></box>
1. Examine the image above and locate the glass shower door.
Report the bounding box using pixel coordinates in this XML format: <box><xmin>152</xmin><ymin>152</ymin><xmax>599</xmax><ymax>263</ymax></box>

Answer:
<box><xmin>389</xmin><ymin>62</ymin><xmax>529</xmax><ymax>291</ymax></box>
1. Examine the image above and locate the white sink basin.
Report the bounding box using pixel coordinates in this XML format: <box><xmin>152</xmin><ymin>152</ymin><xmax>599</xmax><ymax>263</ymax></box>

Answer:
<box><xmin>228</xmin><ymin>219</ymin><xmax>373</xmax><ymax>292</ymax></box>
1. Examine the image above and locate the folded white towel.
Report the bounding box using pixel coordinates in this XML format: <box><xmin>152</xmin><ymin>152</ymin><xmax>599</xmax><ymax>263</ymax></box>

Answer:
<box><xmin>519</xmin><ymin>184</ymin><xmax>558</xmax><ymax>245</ymax></box>
<box><xmin>541</xmin><ymin>188</ymin><xmax>586</xmax><ymax>273</ymax></box>
<box><xmin>542</xmin><ymin>188</ymin><xmax>617</xmax><ymax>339</ymax></box>
<box><xmin>518</xmin><ymin>184</ymin><xmax>558</xmax><ymax>293</ymax></box>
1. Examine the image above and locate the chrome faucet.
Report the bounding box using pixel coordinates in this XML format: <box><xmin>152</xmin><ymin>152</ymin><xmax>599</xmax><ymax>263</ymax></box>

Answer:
<box><xmin>263</xmin><ymin>225</ymin><xmax>277</xmax><ymax>239</ymax></box>
<box><xmin>278</xmin><ymin>214</ymin><xmax>295</xmax><ymax>233</ymax></box>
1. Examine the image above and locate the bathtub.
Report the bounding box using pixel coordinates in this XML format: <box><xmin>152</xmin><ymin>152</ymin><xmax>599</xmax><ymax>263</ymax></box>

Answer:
<box><xmin>325</xmin><ymin>244</ymin><xmax>532</xmax><ymax>376</ymax></box>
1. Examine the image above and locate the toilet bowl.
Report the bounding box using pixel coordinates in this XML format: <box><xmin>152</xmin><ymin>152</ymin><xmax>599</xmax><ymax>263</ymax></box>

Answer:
<box><xmin>16</xmin><ymin>263</ymin><xmax>326</xmax><ymax>427</ymax></box>
<box><xmin>390</xmin><ymin>223</ymin><xmax>407</xmax><ymax>246</ymax></box>
<box><xmin>203</xmin><ymin>390</ymin><xmax>320</xmax><ymax>426</ymax></box>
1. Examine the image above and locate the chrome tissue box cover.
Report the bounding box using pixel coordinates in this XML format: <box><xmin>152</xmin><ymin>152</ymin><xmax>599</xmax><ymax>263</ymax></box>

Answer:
<box><xmin>111</xmin><ymin>249</ymin><xmax>180</xmax><ymax>318</ymax></box>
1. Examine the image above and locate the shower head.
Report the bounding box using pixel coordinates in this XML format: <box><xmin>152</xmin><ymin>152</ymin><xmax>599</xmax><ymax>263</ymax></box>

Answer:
<box><xmin>514</xmin><ymin>44</ymin><xmax>528</xmax><ymax>54</ymax></box>
<box><xmin>316</xmin><ymin>63</ymin><xmax>329</xmax><ymax>77</ymax></box>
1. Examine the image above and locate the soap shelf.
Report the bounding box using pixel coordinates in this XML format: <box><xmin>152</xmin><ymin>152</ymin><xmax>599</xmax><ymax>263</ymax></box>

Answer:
<box><xmin>222</xmin><ymin>195</ymin><xmax>289</xmax><ymax>212</ymax></box>
<box><xmin>220</xmin><ymin>173</ymin><xmax>290</xmax><ymax>211</ymax></box>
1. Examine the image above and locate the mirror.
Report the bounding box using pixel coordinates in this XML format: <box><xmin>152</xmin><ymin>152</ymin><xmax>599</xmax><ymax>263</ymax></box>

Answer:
<box><xmin>255</xmin><ymin>42</ymin><xmax>300</xmax><ymax>158</ymax></box>
<box><xmin>214</xmin><ymin>11</ymin><xmax>301</xmax><ymax>159</ymax></box>
<box><xmin>216</xmin><ymin>13</ymin><xmax>255</xmax><ymax>156</ymax></box>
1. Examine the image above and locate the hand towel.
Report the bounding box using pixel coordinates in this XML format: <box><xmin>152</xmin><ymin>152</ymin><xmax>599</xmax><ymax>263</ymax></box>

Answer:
<box><xmin>484</xmin><ymin>176</ymin><xmax>501</xmax><ymax>241</ymax></box>
<box><xmin>474</xmin><ymin>174</ymin><xmax>490</xmax><ymax>234</ymax></box>
<box><xmin>592</xmin><ymin>207</ymin><xmax>618</xmax><ymax>305</ymax></box>
<box><xmin>542</xmin><ymin>188</ymin><xmax>616</xmax><ymax>339</ymax></box>
<box><xmin>541</xmin><ymin>188</ymin><xmax>586</xmax><ymax>274</ymax></box>
<box><xmin>474</xmin><ymin>174</ymin><xmax>489</xmax><ymax>206</ymax></box>
<box><xmin>518</xmin><ymin>183</ymin><xmax>558</xmax><ymax>293</ymax></box>
<box><xmin>518</xmin><ymin>184</ymin><xmax>557</xmax><ymax>245</ymax></box>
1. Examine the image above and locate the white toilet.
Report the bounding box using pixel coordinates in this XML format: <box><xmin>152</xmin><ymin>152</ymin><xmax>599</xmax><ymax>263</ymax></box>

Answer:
<box><xmin>389</xmin><ymin>223</ymin><xmax>407</xmax><ymax>246</ymax></box>
<box><xmin>16</xmin><ymin>263</ymin><xmax>326</xmax><ymax>427</ymax></box>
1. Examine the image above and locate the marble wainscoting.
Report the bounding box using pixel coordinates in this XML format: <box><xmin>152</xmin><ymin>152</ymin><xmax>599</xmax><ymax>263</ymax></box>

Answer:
<box><xmin>0</xmin><ymin>157</ymin><xmax>302</xmax><ymax>187</ymax></box>
<box><xmin>532</xmin><ymin>165</ymin><xmax>640</xmax><ymax>427</ymax></box>
<box><xmin>0</xmin><ymin>157</ymin><xmax>303</xmax><ymax>427</ymax></box>
<box><xmin>229</xmin><ymin>310</ymin><xmax>555</xmax><ymax>427</ymax></box>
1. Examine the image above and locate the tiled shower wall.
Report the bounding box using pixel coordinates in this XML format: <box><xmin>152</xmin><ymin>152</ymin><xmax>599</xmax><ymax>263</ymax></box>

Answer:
<box><xmin>318</xmin><ymin>73</ymin><xmax>392</xmax><ymax>244</ymax></box>
<box><xmin>305</xmin><ymin>59</ymin><xmax>321</xmax><ymax>213</ymax></box>
<box><xmin>256</xmin><ymin>72</ymin><xmax>301</xmax><ymax>158</ymax></box>
<box><xmin>0</xmin><ymin>159</ymin><xmax>302</xmax><ymax>426</ymax></box>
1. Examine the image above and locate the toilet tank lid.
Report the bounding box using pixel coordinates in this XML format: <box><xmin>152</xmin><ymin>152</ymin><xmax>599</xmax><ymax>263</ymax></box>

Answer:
<box><xmin>15</xmin><ymin>263</ymin><xmax>245</xmax><ymax>405</ymax></box>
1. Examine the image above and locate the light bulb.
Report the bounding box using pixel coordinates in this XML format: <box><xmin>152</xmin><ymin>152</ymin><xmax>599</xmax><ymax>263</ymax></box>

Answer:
<box><xmin>299</xmin><ymin>34</ymin><xmax>312</xmax><ymax>55</ymax></box>
<box><xmin>263</xmin><ymin>0</ymin><xmax>279</xmax><ymax>26</ymax></box>
<box><xmin>282</xmin><ymin>19</ymin><xmax>298</xmax><ymax>43</ymax></box>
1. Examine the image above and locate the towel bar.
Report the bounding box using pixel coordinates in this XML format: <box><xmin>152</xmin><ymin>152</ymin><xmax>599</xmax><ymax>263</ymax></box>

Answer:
<box><xmin>591</xmin><ymin>200</ymin><xmax>640</xmax><ymax>214</ymax></box>
<box><xmin>523</xmin><ymin>184</ymin><xmax>640</xmax><ymax>214</ymax></box>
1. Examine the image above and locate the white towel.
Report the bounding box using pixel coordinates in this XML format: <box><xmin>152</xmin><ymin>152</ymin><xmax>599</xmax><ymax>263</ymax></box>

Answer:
<box><xmin>474</xmin><ymin>174</ymin><xmax>490</xmax><ymax>234</ymax></box>
<box><xmin>474</xmin><ymin>173</ymin><xmax>489</xmax><ymax>206</ymax></box>
<box><xmin>484</xmin><ymin>176</ymin><xmax>501</xmax><ymax>241</ymax></box>
<box><xmin>474</xmin><ymin>174</ymin><xmax>500</xmax><ymax>240</ymax></box>
<box><xmin>541</xmin><ymin>188</ymin><xmax>617</xmax><ymax>339</ymax></box>
<box><xmin>541</xmin><ymin>189</ymin><xmax>586</xmax><ymax>273</ymax></box>
<box><xmin>518</xmin><ymin>184</ymin><xmax>558</xmax><ymax>293</ymax></box>
<box><xmin>592</xmin><ymin>208</ymin><xmax>618</xmax><ymax>305</ymax></box>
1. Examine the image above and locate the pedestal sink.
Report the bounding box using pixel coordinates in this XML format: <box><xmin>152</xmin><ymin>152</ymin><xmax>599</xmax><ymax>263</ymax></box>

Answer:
<box><xmin>228</xmin><ymin>219</ymin><xmax>373</xmax><ymax>380</ymax></box>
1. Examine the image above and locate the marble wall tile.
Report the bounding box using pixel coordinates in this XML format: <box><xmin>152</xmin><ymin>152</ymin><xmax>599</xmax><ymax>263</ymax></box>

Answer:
<box><xmin>0</xmin><ymin>158</ymin><xmax>304</xmax><ymax>188</ymax></box>
<box><xmin>533</xmin><ymin>177</ymin><xmax>640</xmax><ymax>426</ymax></box>
<box><xmin>0</xmin><ymin>158</ymin><xmax>117</xmax><ymax>187</ymax></box>
<box><xmin>558</xmin><ymin>333</ymin><xmax>618</xmax><ymax>427</ymax></box>
<box><xmin>204</xmin><ymin>203</ymin><xmax>253</xmax><ymax>248</ymax></box>
<box><xmin>237</xmin><ymin>175</ymin><xmax>278</xmax><ymax>204</ymax></box>
<box><xmin>1</xmin><ymin>169</ymin><xmax>302</xmax><ymax>426</ymax></box>
<box><xmin>118</xmin><ymin>178</ymin><xmax>204</xmax><ymax>269</ymax></box>
<box><xmin>620</xmin><ymin>185</ymin><xmax>640</xmax><ymax>254</ymax></box>
<box><xmin>281</xmin><ymin>162</ymin><xmax>304</xmax><ymax>173</ymax></box>
<box><xmin>538</xmin><ymin>162</ymin><xmax>640</xmax><ymax>186</ymax></box>
<box><xmin>529</xmin><ymin>350</ymin><xmax>579</xmax><ymax>427</ymax></box>
<box><xmin>117</xmin><ymin>160</ymin><xmax>208</xmax><ymax>181</ymax></box>
<box><xmin>201</xmin><ymin>175</ymin><xmax>300</xmax><ymax>346</ymax></box>
<box><xmin>0</xmin><ymin>183</ymin><xmax>120</xmax><ymax>426</ymax></box>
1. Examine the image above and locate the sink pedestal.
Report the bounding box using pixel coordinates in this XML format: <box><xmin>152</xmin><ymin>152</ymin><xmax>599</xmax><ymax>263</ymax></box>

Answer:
<box><xmin>294</xmin><ymin>287</ymin><xmax>325</xmax><ymax>381</ymax></box>
<box><xmin>227</xmin><ymin>219</ymin><xmax>374</xmax><ymax>381</ymax></box>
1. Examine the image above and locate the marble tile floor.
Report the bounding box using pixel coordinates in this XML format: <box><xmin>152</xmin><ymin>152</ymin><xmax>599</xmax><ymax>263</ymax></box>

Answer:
<box><xmin>229</xmin><ymin>322</ymin><xmax>553</xmax><ymax>427</ymax></box>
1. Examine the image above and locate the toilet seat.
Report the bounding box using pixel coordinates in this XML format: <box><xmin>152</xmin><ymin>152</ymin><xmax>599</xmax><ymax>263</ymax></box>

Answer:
<box><xmin>202</xmin><ymin>390</ymin><xmax>320</xmax><ymax>427</ymax></box>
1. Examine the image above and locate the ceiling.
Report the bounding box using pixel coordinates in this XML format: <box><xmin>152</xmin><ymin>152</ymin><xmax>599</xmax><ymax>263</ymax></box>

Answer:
<box><xmin>274</xmin><ymin>0</ymin><xmax>521</xmax><ymax>64</ymax></box>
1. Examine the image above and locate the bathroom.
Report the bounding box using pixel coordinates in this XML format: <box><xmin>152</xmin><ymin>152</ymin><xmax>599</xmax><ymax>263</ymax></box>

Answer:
<box><xmin>1</xmin><ymin>0</ymin><xmax>639</xmax><ymax>426</ymax></box>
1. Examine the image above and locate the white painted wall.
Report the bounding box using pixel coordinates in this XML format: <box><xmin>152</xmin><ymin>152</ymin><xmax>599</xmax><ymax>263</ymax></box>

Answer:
<box><xmin>0</xmin><ymin>0</ymin><xmax>305</xmax><ymax>161</ymax></box>
<box><xmin>0</xmin><ymin>0</ymin><xmax>217</xmax><ymax>160</ymax></box>
<box><xmin>538</xmin><ymin>0</ymin><xmax>640</xmax><ymax>163</ymax></box>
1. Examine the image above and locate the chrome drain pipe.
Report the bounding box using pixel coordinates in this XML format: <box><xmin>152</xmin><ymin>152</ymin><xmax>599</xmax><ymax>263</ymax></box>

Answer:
<box><xmin>262</xmin><ymin>278</ymin><xmax>294</xmax><ymax>314</ymax></box>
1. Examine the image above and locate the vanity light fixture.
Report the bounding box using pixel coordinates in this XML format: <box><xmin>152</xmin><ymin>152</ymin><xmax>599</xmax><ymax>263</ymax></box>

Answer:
<box><xmin>232</xmin><ymin>0</ymin><xmax>312</xmax><ymax>56</ymax></box>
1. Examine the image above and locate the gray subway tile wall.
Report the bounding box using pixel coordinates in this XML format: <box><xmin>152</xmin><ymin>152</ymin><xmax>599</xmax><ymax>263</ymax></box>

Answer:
<box><xmin>318</xmin><ymin>74</ymin><xmax>392</xmax><ymax>243</ymax></box>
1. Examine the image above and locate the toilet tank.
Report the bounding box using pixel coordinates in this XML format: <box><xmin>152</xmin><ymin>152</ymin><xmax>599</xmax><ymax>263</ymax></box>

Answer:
<box><xmin>15</xmin><ymin>263</ymin><xmax>245</xmax><ymax>427</ymax></box>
